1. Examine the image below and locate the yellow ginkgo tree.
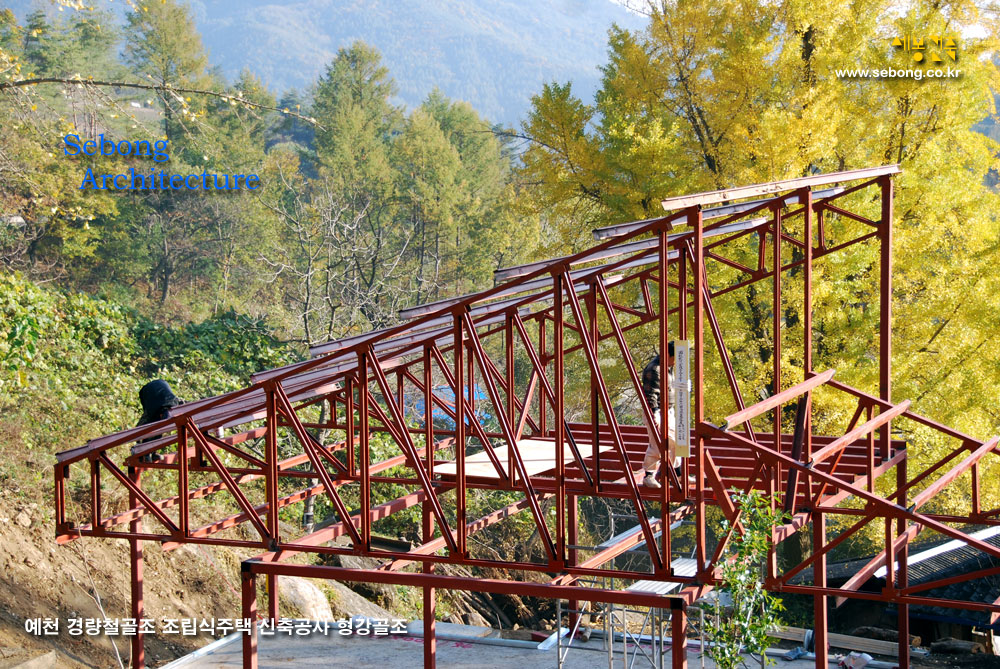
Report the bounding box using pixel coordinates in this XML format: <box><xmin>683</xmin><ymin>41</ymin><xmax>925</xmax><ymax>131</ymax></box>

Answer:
<box><xmin>518</xmin><ymin>0</ymin><xmax>1000</xmax><ymax>547</ymax></box>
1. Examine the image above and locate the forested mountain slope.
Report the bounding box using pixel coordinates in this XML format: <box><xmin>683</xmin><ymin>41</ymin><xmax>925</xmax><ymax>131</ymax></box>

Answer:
<box><xmin>6</xmin><ymin>0</ymin><xmax>645</xmax><ymax>124</ymax></box>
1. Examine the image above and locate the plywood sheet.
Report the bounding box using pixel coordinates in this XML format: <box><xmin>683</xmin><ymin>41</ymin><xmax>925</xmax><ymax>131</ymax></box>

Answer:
<box><xmin>435</xmin><ymin>438</ymin><xmax>613</xmax><ymax>479</ymax></box>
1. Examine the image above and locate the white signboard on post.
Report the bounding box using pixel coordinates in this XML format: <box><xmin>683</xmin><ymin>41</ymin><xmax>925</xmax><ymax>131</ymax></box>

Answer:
<box><xmin>672</xmin><ymin>339</ymin><xmax>691</xmax><ymax>456</ymax></box>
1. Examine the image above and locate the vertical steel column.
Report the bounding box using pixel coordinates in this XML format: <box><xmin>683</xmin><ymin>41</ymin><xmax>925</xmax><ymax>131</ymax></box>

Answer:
<box><xmin>358</xmin><ymin>352</ymin><xmax>371</xmax><ymax>550</ymax></box>
<box><xmin>540</xmin><ymin>318</ymin><xmax>547</xmax><ymax>436</ymax></box>
<box><xmin>879</xmin><ymin>175</ymin><xmax>894</xmax><ymax>461</ymax></box>
<box><xmin>884</xmin><ymin>512</ymin><xmax>896</xmax><ymax>628</ymax></box>
<box><xmin>679</xmin><ymin>253</ymin><xmax>688</xmax><ymax>340</ymax></box>
<box><xmin>587</xmin><ymin>285</ymin><xmax>601</xmax><ymax>490</ymax></box>
<box><xmin>817</xmin><ymin>208</ymin><xmax>826</xmax><ymax>250</ymax></box>
<box><xmin>569</xmin><ymin>493</ymin><xmax>579</xmax><ymax>630</ymax></box>
<box><xmin>467</xmin><ymin>337</ymin><xmax>475</xmax><ymax>423</ymax></box>
<box><xmin>554</xmin><ymin>273</ymin><xmax>566</xmax><ymax>566</ymax></box>
<box><xmin>454</xmin><ymin>313</ymin><xmax>467</xmax><ymax>556</ymax></box>
<box><xmin>424</xmin><ymin>347</ymin><xmax>434</xmax><ymax>480</ymax></box>
<box><xmin>128</xmin><ymin>466</ymin><xmax>145</xmax><ymax>669</ymax></box>
<box><xmin>177</xmin><ymin>421</ymin><xmax>189</xmax><ymax>536</ymax></box>
<box><xmin>802</xmin><ymin>189</ymin><xmax>813</xmax><ymax>371</ymax></box>
<box><xmin>506</xmin><ymin>314</ymin><xmax>517</xmax><ymax>487</ymax></box>
<box><xmin>866</xmin><ymin>405</ymin><xmax>876</xmax><ymax>493</ymax></box>
<box><xmin>658</xmin><ymin>228</ymin><xmax>672</xmax><ymax>571</ymax></box>
<box><xmin>972</xmin><ymin>463</ymin><xmax>981</xmax><ymax>515</ymax></box>
<box><xmin>568</xmin><ymin>501</ymin><xmax>579</xmax><ymax>560</ymax></box>
<box><xmin>422</xmin><ymin>504</ymin><xmax>437</xmax><ymax>668</ymax></box>
<box><xmin>55</xmin><ymin>464</ymin><xmax>66</xmax><ymax>531</ymax></box>
<box><xmin>770</xmin><ymin>204</ymin><xmax>783</xmax><ymax>583</ymax></box>
<box><xmin>89</xmin><ymin>459</ymin><xmax>100</xmax><ymax>543</ymax></box>
<box><xmin>605</xmin><ymin>587</ymin><xmax>614</xmax><ymax>669</ymax></box>
<box><xmin>264</xmin><ymin>384</ymin><xmax>279</xmax><ymax>546</ymax></box>
<box><xmin>267</xmin><ymin>573</ymin><xmax>279</xmax><ymax>623</ymax></box>
<box><xmin>691</xmin><ymin>206</ymin><xmax>706</xmax><ymax>573</ymax></box>
<box><xmin>265</xmin><ymin>376</ymin><xmax>279</xmax><ymax>634</ymax></box>
<box><xmin>346</xmin><ymin>376</ymin><xmax>355</xmax><ymax>477</ymax></box>
<box><xmin>241</xmin><ymin>568</ymin><xmax>258</xmax><ymax>669</ymax></box>
<box><xmin>671</xmin><ymin>599</ymin><xmax>687</xmax><ymax>669</ymax></box>
<box><xmin>897</xmin><ymin>458</ymin><xmax>910</xmax><ymax>668</ymax></box>
<box><xmin>772</xmin><ymin>204</ymin><xmax>783</xmax><ymax>463</ymax></box>
<box><xmin>258</xmin><ymin>388</ymin><xmax>281</xmax><ymax>625</ymax></box>
<box><xmin>813</xmin><ymin>512</ymin><xmax>828</xmax><ymax>668</ymax></box>
<box><xmin>803</xmin><ymin>189</ymin><xmax>814</xmax><ymax>489</ymax></box>
<box><xmin>679</xmin><ymin>251</ymin><xmax>689</xmax><ymax>484</ymax></box>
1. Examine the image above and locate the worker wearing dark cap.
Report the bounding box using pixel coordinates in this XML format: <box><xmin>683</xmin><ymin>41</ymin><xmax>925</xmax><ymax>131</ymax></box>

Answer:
<box><xmin>131</xmin><ymin>379</ymin><xmax>183</xmax><ymax>461</ymax></box>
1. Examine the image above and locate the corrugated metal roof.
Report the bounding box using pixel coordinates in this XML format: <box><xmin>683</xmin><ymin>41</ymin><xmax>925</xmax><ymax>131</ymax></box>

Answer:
<box><xmin>786</xmin><ymin>525</ymin><xmax>1000</xmax><ymax>628</ymax></box>
<box><xmin>879</xmin><ymin>526</ymin><xmax>1000</xmax><ymax>628</ymax></box>
<box><xmin>875</xmin><ymin>526</ymin><xmax>1000</xmax><ymax>580</ymax></box>
<box><xmin>626</xmin><ymin>558</ymin><xmax>698</xmax><ymax>596</ymax></box>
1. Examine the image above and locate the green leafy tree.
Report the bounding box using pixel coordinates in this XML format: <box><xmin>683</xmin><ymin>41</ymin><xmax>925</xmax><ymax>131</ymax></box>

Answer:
<box><xmin>0</xmin><ymin>9</ymin><xmax>125</xmax><ymax>275</ymax></box>
<box><xmin>394</xmin><ymin>105</ymin><xmax>462</xmax><ymax>299</ymax></box>
<box><xmin>303</xmin><ymin>43</ymin><xmax>407</xmax><ymax>328</ymax></box>
<box><xmin>123</xmin><ymin>0</ymin><xmax>213</xmax><ymax>143</ymax></box>
<box><xmin>312</xmin><ymin>41</ymin><xmax>401</xmax><ymax>181</ymax></box>
<box><xmin>23</xmin><ymin>9</ymin><xmax>123</xmax><ymax>82</ymax></box>
<box><xmin>421</xmin><ymin>90</ymin><xmax>535</xmax><ymax>292</ymax></box>
<box><xmin>708</xmin><ymin>490</ymin><xmax>786</xmax><ymax>669</ymax></box>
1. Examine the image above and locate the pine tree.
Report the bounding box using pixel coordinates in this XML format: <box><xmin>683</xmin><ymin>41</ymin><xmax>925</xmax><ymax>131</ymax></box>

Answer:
<box><xmin>123</xmin><ymin>0</ymin><xmax>212</xmax><ymax>143</ymax></box>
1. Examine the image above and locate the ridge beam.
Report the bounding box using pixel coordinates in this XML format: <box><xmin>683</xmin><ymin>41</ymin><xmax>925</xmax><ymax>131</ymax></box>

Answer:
<box><xmin>594</xmin><ymin>187</ymin><xmax>841</xmax><ymax>240</ymax></box>
<box><xmin>660</xmin><ymin>165</ymin><xmax>899</xmax><ymax>211</ymax></box>
<box><xmin>494</xmin><ymin>218</ymin><xmax>766</xmax><ymax>282</ymax></box>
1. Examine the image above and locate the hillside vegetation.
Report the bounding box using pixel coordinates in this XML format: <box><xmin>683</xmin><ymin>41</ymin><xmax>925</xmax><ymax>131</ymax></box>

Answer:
<box><xmin>0</xmin><ymin>271</ymin><xmax>294</xmax><ymax>492</ymax></box>
<box><xmin>0</xmin><ymin>271</ymin><xmax>302</xmax><ymax>667</ymax></box>
<box><xmin>1</xmin><ymin>2</ymin><xmax>535</xmax><ymax>338</ymax></box>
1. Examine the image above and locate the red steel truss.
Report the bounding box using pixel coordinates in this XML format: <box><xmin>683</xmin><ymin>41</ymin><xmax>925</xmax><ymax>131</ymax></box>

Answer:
<box><xmin>53</xmin><ymin>165</ymin><xmax>1000</xmax><ymax>668</ymax></box>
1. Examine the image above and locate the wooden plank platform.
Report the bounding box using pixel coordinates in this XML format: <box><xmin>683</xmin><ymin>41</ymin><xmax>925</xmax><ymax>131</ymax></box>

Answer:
<box><xmin>435</xmin><ymin>438</ymin><xmax>614</xmax><ymax>479</ymax></box>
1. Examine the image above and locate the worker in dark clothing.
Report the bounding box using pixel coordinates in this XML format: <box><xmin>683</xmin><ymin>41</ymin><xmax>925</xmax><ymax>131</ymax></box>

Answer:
<box><xmin>132</xmin><ymin>379</ymin><xmax>183</xmax><ymax>461</ymax></box>
<box><xmin>641</xmin><ymin>342</ymin><xmax>680</xmax><ymax>489</ymax></box>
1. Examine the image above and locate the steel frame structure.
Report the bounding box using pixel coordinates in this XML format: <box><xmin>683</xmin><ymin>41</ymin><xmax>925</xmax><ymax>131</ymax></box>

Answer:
<box><xmin>54</xmin><ymin>165</ymin><xmax>1000</xmax><ymax>669</ymax></box>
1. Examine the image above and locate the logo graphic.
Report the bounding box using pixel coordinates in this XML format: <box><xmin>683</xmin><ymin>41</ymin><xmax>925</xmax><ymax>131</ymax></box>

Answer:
<box><xmin>891</xmin><ymin>35</ymin><xmax>959</xmax><ymax>63</ymax></box>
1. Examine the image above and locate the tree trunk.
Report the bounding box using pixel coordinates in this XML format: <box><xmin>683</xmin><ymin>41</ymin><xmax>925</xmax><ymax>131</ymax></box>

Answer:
<box><xmin>301</xmin><ymin>401</ymin><xmax>330</xmax><ymax>533</ymax></box>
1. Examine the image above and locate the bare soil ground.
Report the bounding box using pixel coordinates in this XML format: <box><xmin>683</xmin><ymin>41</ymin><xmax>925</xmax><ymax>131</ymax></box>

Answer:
<box><xmin>0</xmin><ymin>487</ymin><xmax>251</xmax><ymax>668</ymax></box>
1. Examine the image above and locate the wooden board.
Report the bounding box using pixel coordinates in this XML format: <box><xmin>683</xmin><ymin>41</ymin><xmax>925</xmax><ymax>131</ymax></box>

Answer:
<box><xmin>435</xmin><ymin>438</ymin><xmax>613</xmax><ymax>480</ymax></box>
<box><xmin>770</xmin><ymin>625</ymin><xmax>901</xmax><ymax>657</ymax></box>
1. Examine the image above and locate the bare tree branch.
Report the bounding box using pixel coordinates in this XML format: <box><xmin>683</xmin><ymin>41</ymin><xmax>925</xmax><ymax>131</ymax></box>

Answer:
<box><xmin>0</xmin><ymin>77</ymin><xmax>323</xmax><ymax>128</ymax></box>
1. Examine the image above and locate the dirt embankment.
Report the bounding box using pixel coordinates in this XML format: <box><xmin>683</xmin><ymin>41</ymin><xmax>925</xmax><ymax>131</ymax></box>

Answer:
<box><xmin>0</xmin><ymin>485</ymin><xmax>548</xmax><ymax>668</ymax></box>
<box><xmin>0</xmin><ymin>488</ymin><xmax>254</xmax><ymax>668</ymax></box>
